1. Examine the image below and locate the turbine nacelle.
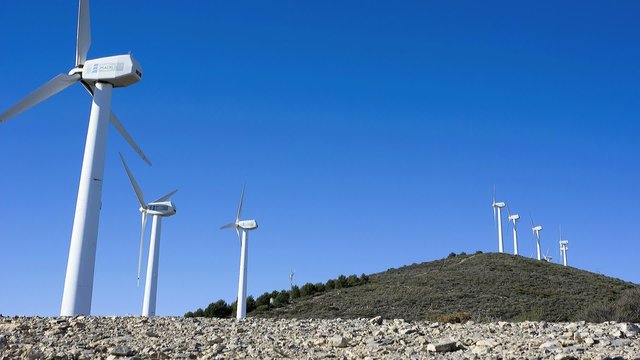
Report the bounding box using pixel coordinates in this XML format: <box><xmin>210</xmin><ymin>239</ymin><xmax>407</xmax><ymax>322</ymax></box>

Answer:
<box><xmin>508</xmin><ymin>214</ymin><xmax>520</xmax><ymax>221</ymax></box>
<box><xmin>532</xmin><ymin>225</ymin><xmax>543</xmax><ymax>231</ymax></box>
<box><xmin>237</xmin><ymin>219</ymin><xmax>258</xmax><ymax>230</ymax></box>
<box><xmin>142</xmin><ymin>201</ymin><xmax>176</xmax><ymax>217</ymax></box>
<box><xmin>493</xmin><ymin>202</ymin><xmax>506</xmax><ymax>208</ymax></box>
<box><xmin>82</xmin><ymin>55</ymin><xmax>142</xmax><ymax>88</ymax></box>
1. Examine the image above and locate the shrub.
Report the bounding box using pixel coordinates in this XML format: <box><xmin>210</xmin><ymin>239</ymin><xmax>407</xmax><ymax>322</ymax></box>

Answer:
<box><xmin>300</xmin><ymin>283</ymin><xmax>316</xmax><ymax>297</ymax></box>
<box><xmin>273</xmin><ymin>290</ymin><xmax>290</xmax><ymax>307</ymax></box>
<box><xmin>447</xmin><ymin>252</ymin><xmax>456</xmax><ymax>258</ymax></box>
<box><xmin>346</xmin><ymin>274</ymin><xmax>359</xmax><ymax>287</ymax></box>
<box><xmin>426</xmin><ymin>311</ymin><xmax>471</xmax><ymax>323</ymax></box>
<box><xmin>360</xmin><ymin>273</ymin><xmax>370</xmax><ymax>284</ymax></box>
<box><xmin>314</xmin><ymin>283</ymin><xmax>326</xmax><ymax>293</ymax></box>
<box><xmin>246</xmin><ymin>296</ymin><xmax>256</xmax><ymax>313</ymax></box>
<box><xmin>336</xmin><ymin>275</ymin><xmax>348</xmax><ymax>289</ymax></box>
<box><xmin>614</xmin><ymin>288</ymin><xmax>640</xmax><ymax>322</ymax></box>
<box><xmin>475</xmin><ymin>250</ymin><xmax>483</xmax><ymax>255</ymax></box>
<box><xmin>204</xmin><ymin>300</ymin><xmax>232</xmax><ymax>318</ymax></box>
<box><xmin>256</xmin><ymin>292</ymin><xmax>271</xmax><ymax>308</ymax></box>
<box><xmin>291</xmin><ymin>285</ymin><xmax>301</xmax><ymax>299</ymax></box>
<box><xmin>184</xmin><ymin>311</ymin><xmax>194</xmax><ymax>318</ymax></box>
<box><xmin>326</xmin><ymin>279</ymin><xmax>336</xmax><ymax>289</ymax></box>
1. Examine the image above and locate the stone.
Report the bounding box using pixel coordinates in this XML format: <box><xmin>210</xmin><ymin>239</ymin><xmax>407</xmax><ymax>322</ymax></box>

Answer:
<box><xmin>426</xmin><ymin>339</ymin><xmax>457</xmax><ymax>353</ymax></box>
<box><xmin>539</xmin><ymin>340</ymin><xmax>561</xmax><ymax>349</ymax></box>
<box><xmin>329</xmin><ymin>335</ymin><xmax>348</xmax><ymax>348</ymax></box>
<box><xmin>110</xmin><ymin>344</ymin><xmax>134</xmax><ymax>356</ymax></box>
<box><xmin>369</xmin><ymin>316</ymin><xmax>383</xmax><ymax>325</ymax></box>
<box><xmin>620</xmin><ymin>323</ymin><xmax>640</xmax><ymax>336</ymax></box>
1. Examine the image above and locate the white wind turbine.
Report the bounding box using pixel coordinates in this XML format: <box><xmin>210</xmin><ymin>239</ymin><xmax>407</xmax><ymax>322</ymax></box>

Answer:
<box><xmin>559</xmin><ymin>226</ymin><xmax>569</xmax><ymax>267</ymax></box>
<box><xmin>119</xmin><ymin>153</ymin><xmax>177</xmax><ymax>317</ymax></box>
<box><xmin>506</xmin><ymin>205</ymin><xmax>520</xmax><ymax>256</ymax></box>
<box><xmin>530</xmin><ymin>215</ymin><xmax>543</xmax><ymax>261</ymax></box>
<box><xmin>220</xmin><ymin>187</ymin><xmax>258</xmax><ymax>320</ymax></box>
<box><xmin>492</xmin><ymin>187</ymin><xmax>506</xmax><ymax>253</ymax></box>
<box><xmin>0</xmin><ymin>0</ymin><xmax>150</xmax><ymax>316</ymax></box>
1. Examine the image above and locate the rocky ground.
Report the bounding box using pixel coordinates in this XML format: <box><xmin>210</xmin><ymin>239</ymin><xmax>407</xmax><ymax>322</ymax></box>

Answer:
<box><xmin>1</xmin><ymin>316</ymin><xmax>639</xmax><ymax>359</ymax></box>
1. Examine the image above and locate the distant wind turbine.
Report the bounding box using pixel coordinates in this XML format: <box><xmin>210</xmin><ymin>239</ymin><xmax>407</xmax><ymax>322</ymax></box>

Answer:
<box><xmin>492</xmin><ymin>186</ymin><xmax>506</xmax><ymax>253</ymax></box>
<box><xmin>559</xmin><ymin>226</ymin><xmax>569</xmax><ymax>267</ymax></box>
<box><xmin>221</xmin><ymin>186</ymin><xmax>258</xmax><ymax>320</ymax></box>
<box><xmin>530</xmin><ymin>215</ymin><xmax>543</xmax><ymax>261</ymax></box>
<box><xmin>507</xmin><ymin>205</ymin><xmax>520</xmax><ymax>256</ymax></box>
<box><xmin>119</xmin><ymin>154</ymin><xmax>176</xmax><ymax>317</ymax></box>
<box><xmin>0</xmin><ymin>0</ymin><xmax>150</xmax><ymax>316</ymax></box>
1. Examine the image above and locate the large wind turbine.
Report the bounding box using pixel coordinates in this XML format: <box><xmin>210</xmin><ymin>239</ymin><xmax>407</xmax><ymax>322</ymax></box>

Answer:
<box><xmin>119</xmin><ymin>154</ymin><xmax>176</xmax><ymax>317</ymax></box>
<box><xmin>530</xmin><ymin>215</ymin><xmax>543</xmax><ymax>261</ymax></box>
<box><xmin>492</xmin><ymin>187</ymin><xmax>506</xmax><ymax>253</ymax></box>
<box><xmin>221</xmin><ymin>187</ymin><xmax>258</xmax><ymax>320</ymax></box>
<box><xmin>0</xmin><ymin>0</ymin><xmax>150</xmax><ymax>316</ymax></box>
<box><xmin>507</xmin><ymin>206</ymin><xmax>520</xmax><ymax>256</ymax></box>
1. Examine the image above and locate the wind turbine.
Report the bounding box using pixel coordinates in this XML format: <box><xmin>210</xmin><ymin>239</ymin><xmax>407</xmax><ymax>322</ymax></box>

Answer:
<box><xmin>0</xmin><ymin>0</ymin><xmax>150</xmax><ymax>316</ymax></box>
<box><xmin>542</xmin><ymin>248</ymin><xmax>553</xmax><ymax>262</ymax></box>
<box><xmin>559</xmin><ymin>226</ymin><xmax>569</xmax><ymax>267</ymax></box>
<box><xmin>530</xmin><ymin>215</ymin><xmax>543</xmax><ymax>261</ymax></box>
<box><xmin>289</xmin><ymin>269</ymin><xmax>295</xmax><ymax>301</ymax></box>
<box><xmin>492</xmin><ymin>186</ymin><xmax>506</xmax><ymax>253</ymax></box>
<box><xmin>119</xmin><ymin>154</ymin><xmax>176</xmax><ymax>317</ymax></box>
<box><xmin>506</xmin><ymin>205</ymin><xmax>520</xmax><ymax>256</ymax></box>
<box><xmin>220</xmin><ymin>186</ymin><xmax>258</xmax><ymax>319</ymax></box>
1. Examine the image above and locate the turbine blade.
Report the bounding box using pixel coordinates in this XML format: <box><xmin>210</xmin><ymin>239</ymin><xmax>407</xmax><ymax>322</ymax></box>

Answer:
<box><xmin>220</xmin><ymin>223</ymin><xmax>236</xmax><ymax>230</ymax></box>
<box><xmin>119</xmin><ymin>152</ymin><xmax>146</xmax><ymax>208</ymax></box>
<box><xmin>530</xmin><ymin>214</ymin><xmax>535</xmax><ymax>228</ymax></box>
<box><xmin>0</xmin><ymin>74</ymin><xmax>80</xmax><ymax>123</ymax></box>
<box><xmin>137</xmin><ymin>211</ymin><xmax>148</xmax><ymax>287</ymax></box>
<box><xmin>236</xmin><ymin>185</ymin><xmax>246</xmax><ymax>222</ymax></box>
<box><xmin>75</xmin><ymin>0</ymin><xmax>91</xmax><ymax>66</ymax></box>
<box><xmin>153</xmin><ymin>189</ymin><xmax>177</xmax><ymax>203</ymax></box>
<box><xmin>236</xmin><ymin>228</ymin><xmax>241</xmax><ymax>243</ymax></box>
<box><xmin>110</xmin><ymin>112</ymin><xmax>152</xmax><ymax>166</ymax></box>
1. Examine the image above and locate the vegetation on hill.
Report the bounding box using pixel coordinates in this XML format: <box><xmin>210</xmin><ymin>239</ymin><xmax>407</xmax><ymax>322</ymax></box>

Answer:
<box><xmin>184</xmin><ymin>252</ymin><xmax>639</xmax><ymax>322</ymax></box>
<box><xmin>258</xmin><ymin>252</ymin><xmax>639</xmax><ymax>322</ymax></box>
<box><xmin>184</xmin><ymin>273</ymin><xmax>370</xmax><ymax>318</ymax></box>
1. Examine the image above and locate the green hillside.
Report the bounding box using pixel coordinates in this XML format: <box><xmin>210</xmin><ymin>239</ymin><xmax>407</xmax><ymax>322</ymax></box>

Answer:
<box><xmin>250</xmin><ymin>252</ymin><xmax>639</xmax><ymax>322</ymax></box>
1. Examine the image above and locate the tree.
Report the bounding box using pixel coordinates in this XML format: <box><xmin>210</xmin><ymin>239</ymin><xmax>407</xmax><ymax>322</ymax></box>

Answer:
<box><xmin>246</xmin><ymin>296</ymin><xmax>256</xmax><ymax>313</ymax></box>
<box><xmin>359</xmin><ymin>273</ymin><xmax>369</xmax><ymax>284</ymax></box>
<box><xmin>346</xmin><ymin>274</ymin><xmax>359</xmax><ymax>287</ymax></box>
<box><xmin>274</xmin><ymin>290</ymin><xmax>290</xmax><ymax>307</ymax></box>
<box><xmin>336</xmin><ymin>275</ymin><xmax>348</xmax><ymax>289</ymax></box>
<box><xmin>291</xmin><ymin>285</ymin><xmax>301</xmax><ymax>299</ymax></box>
<box><xmin>256</xmin><ymin>292</ymin><xmax>271</xmax><ymax>307</ymax></box>
<box><xmin>204</xmin><ymin>300</ymin><xmax>231</xmax><ymax>318</ymax></box>
<box><xmin>300</xmin><ymin>283</ymin><xmax>316</xmax><ymax>297</ymax></box>
<box><xmin>325</xmin><ymin>279</ymin><xmax>336</xmax><ymax>290</ymax></box>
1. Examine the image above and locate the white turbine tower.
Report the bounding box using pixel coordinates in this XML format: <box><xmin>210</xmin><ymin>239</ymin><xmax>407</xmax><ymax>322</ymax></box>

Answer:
<box><xmin>0</xmin><ymin>0</ymin><xmax>150</xmax><ymax>316</ymax></box>
<box><xmin>506</xmin><ymin>205</ymin><xmax>520</xmax><ymax>256</ymax></box>
<box><xmin>530</xmin><ymin>215</ymin><xmax>543</xmax><ymax>261</ymax></box>
<box><xmin>119</xmin><ymin>154</ymin><xmax>176</xmax><ymax>317</ymax></box>
<box><xmin>492</xmin><ymin>187</ymin><xmax>506</xmax><ymax>253</ymax></box>
<box><xmin>221</xmin><ymin>187</ymin><xmax>258</xmax><ymax>320</ymax></box>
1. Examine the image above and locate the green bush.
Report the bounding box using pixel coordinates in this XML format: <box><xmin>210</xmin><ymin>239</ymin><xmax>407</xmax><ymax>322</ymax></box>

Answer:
<box><xmin>256</xmin><ymin>292</ymin><xmax>271</xmax><ymax>308</ymax></box>
<box><xmin>346</xmin><ymin>275</ymin><xmax>359</xmax><ymax>287</ymax></box>
<box><xmin>426</xmin><ymin>311</ymin><xmax>471</xmax><ymax>323</ymax></box>
<box><xmin>336</xmin><ymin>275</ymin><xmax>348</xmax><ymax>289</ymax></box>
<box><xmin>447</xmin><ymin>252</ymin><xmax>456</xmax><ymax>258</ymax></box>
<box><xmin>291</xmin><ymin>285</ymin><xmax>301</xmax><ymax>299</ymax></box>
<box><xmin>326</xmin><ymin>279</ymin><xmax>336</xmax><ymax>290</ymax></box>
<box><xmin>300</xmin><ymin>283</ymin><xmax>316</xmax><ymax>297</ymax></box>
<box><xmin>614</xmin><ymin>288</ymin><xmax>640</xmax><ymax>322</ymax></box>
<box><xmin>204</xmin><ymin>300</ymin><xmax>232</xmax><ymax>318</ymax></box>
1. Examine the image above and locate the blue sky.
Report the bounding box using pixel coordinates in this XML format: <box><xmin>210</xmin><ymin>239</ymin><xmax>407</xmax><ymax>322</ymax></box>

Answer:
<box><xmin>1</xmin><ymin>1</ymin><xmax>638</xmax><ymax>316</ymax></box>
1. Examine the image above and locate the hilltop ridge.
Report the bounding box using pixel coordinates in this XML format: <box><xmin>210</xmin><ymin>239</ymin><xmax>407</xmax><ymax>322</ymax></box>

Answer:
<box><xmin>252</xmin><ymin>252</ymin><xmax>638</xmax><ymax>322</ymax></box>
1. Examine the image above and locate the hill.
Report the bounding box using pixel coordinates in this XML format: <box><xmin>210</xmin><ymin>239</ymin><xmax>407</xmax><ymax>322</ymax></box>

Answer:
<box><xmin>250</xmin><ymin>252</ymin><xmax>639</xmax><ymax>322</ymax></box>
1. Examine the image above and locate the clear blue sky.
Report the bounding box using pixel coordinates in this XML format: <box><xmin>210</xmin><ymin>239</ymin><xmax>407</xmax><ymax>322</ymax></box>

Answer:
<box><xmin>1</xmin><ymin>1</ymin><xmax>638</xmax><ymax>316</ymax></box>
